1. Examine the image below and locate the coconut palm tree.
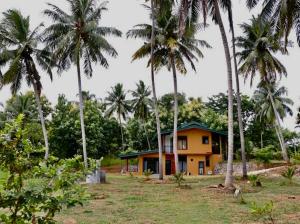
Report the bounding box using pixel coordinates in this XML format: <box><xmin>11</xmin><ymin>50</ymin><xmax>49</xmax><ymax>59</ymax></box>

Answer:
<box><xmin>236</xmin><ymin>16</ymin><xmax>290</xmax><ymax>162</ymax></box>
<box><xmin>246</xmin><ymin>0</ymin><xmax>300</xmax><ymax>47</ymax></box>
<box><xmin>105</xmin><ymin>83</ymin><xmax>131</xmax><ymax>151</ymax></box>
<box><xmin>43</xmin><ymin>0</ymin><xmax>122</xmax><ymax>168</ymax></box>
<box><xmin>131</xmin><ymin>80</ymin><xmax>153</xmax><ymax>150</ymax></box>
<box><xmin>0</xmin><ymin>9</ymin><xmax>53</xmax><ymax>160</ymax></box>
<box><xmin>127</xmin><ymin>1</ymin><xmax>210</xmax><ymax>173</ymax></box>
<box><xmin>253</xmin><ymin>82</ymin><xmax>294</xmax><ymax>155</ymax></box>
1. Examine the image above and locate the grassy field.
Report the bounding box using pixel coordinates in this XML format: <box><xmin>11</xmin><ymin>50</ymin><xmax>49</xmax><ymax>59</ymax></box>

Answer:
<box><xmin>56</xmin><ymin>174</ymin><xmax>300</xmax><ymax>224</ymax></box>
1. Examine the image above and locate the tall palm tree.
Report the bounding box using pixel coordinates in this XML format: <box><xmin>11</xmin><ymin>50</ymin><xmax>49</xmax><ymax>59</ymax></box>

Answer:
<box><xmin>0</xmin><ymin>9</ymin><xmax>53</xmax><ymax>159</ymax></box>
<box><xmin>236</xmin><ymin>16</ymin><xmax>290</xmax><ymax>162</ymax></box>
<box><xmin>43</xmin><ymin>0</ymin><xmax>122</xmax><ymax>168</ymax></box>
<box><xmin>246</xmin><ymin>0</ymin><xmax>300</xmax><ymax>47</ymax></box>
<box><xmin>105</xmin><ymin>83</ymin><xmax>131</xmax><ymax>151</ymax></box>
<box><xmin>127</xmin><ymin>1</ymin><xmax>210</xmax><ymax>173</ymax></box>
<box><xmin>253</xmin><ymin>82</ymin><xmax>294</xmax><ymax>155</ymax></box>
<box><xmin>131</xmin><ymin>80</ymin><xmax>153</xmax><ymax>150</ymax></box>
<box><xmin>178</xmin><ymin>0</ymin><xmax>236</xmax><ymax>186</ymax></box>
<box><xmin>224</xmin><ymin>1</ymin><xmax>248</xmax><ymax>178</ymax></box>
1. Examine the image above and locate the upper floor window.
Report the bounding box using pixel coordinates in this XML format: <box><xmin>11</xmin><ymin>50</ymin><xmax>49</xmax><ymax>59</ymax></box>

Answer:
<box><xmin>202</xmin><ymin>136</ymin><xmax>209</xmax><ymax>144</ymax></box>
<box><xmin>178</xmin><ymin>136</ymin><xmax>188</xmax><ymax>150</ymax></box>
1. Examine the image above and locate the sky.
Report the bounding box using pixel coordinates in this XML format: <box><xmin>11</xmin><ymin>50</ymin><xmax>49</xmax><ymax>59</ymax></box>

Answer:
<box><xmin>0</xmin><ymin>0</ymin><xmax>299</xmax><ymax>131</ymax></box>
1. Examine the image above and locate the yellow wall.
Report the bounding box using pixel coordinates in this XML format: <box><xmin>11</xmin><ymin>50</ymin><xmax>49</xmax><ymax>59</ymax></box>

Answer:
<box><xmin>177</xmin><ymin>129</ymin><xmax>212</xmax><ymax>154</ymax></box>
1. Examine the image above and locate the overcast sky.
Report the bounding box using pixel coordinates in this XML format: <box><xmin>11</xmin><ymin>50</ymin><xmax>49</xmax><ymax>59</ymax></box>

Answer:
<box><xmin>0</xmin><ymin>0</ymin><xmax>299</xmax><ymax>131</ymax></box>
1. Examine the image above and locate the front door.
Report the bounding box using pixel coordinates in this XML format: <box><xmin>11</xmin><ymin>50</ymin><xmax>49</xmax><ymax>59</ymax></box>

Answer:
<box><xmin>199</xmin><ymin>161</ymin><xmax>205</xmax><ymax>175</ymax></box>
<box><xmin>165</xmin><ymin>160</ymin><xmax>171</xmax><ymax>175</ymax></box>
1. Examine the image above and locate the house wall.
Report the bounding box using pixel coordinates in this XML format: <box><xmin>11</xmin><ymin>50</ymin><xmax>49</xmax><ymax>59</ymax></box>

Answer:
<box><xmin>137</xmin><ymin>153</ymin><xmax>166</xmax><ymax>175</ymax></box>
<box><xmin>177</xmin><ymin>129</ymin><xmax>212</xmax><ymax>154</ymax></box>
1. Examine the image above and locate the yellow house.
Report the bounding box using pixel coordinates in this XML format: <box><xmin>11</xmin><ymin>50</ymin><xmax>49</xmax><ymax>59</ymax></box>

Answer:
<box><xmin>120</xmin><ymin>122</ymin><xmax>227</xmax><ymax>176</ymax></box>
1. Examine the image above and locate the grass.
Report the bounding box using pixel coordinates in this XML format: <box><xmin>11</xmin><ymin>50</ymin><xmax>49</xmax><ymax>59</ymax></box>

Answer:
<box><xmin>56</xmin><ymin>174</ymin><xmax>300</xmax><ymax>224</ymax></box>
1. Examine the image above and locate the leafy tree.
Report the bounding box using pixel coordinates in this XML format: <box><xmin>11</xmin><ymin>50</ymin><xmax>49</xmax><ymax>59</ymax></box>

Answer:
<box><xmin>237</xmin><ymin>15</ymin><xmax>290</xmax><ymax>163</ymax></box>
<box><xmin>0</xmin><ymin>115</ymin><xmax>86</xmax><ymax>223</ymax></box>
<box><xmin>0</xmin><ymin>9</ymin><xmax>54</xmax><ymax>159</ymax></box>
<box><xmin>105</xmin><ymin>83</ymin><xmax>131</xmax><ymax>151</ymax></box>
<box><xmin>50</xmin><ymin>95</ymin><xmax>122</xmax><ymax>159</ymax></box>
<box><xmin>44</xmin><ymin>0</ymin><xmax>122</xmax><ymax>168</ymax></box>
<box><xmin>131</xmin><ymin>80</ymin><xmax>153</xmax><ymax>150</ymax></box>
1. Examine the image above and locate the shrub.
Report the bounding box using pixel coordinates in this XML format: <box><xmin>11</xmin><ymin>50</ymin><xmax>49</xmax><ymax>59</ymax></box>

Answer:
<box><xmin>250</xmin><ymin>201</ymin><xmax>275</xmax><ymax>224</ymax></box>
<box><xmin>252</xmin><ymin>145</ymin><xmax>277</xmax><ymax>164</ymax></box>
<box><xmin>291</xmin><ymin>151</ymin><xmax>300</xmax><ymax>164</ymax></box>
<box><xmin>0</xmin><ymin>115</ymin><xmax>87</xmax><ymax>223</ymax></box>
<box><xmin>173</xmin><ymin>172</ymin><xmax>185</xmax><ymax>187</ymax></box>
<box><xmin>143</xmin><ymin>169</ymin><xmax>153</xmax><ymax>180</ymax></box>
<box><xmin>248</xmin><ymin>174</ymin><xmax>262</xmax><ymax>187</ymax></box>
<box><xmin>281</xmin><ymin>167</ymin><xmax>296</xmax><ymax>184</ymax></box>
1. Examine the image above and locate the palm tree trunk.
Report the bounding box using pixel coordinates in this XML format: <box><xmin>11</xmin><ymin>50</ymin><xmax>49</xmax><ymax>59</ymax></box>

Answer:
<box><xmin>213</xmin><ymin>0</ymin><xmax>235</xmax><ymax>187</ymax></box>
<box><xmin>76</xmin><ymin>56</ymin><xmax>88</xmax><ymax>169</ymax></box>
<box><xmin>119</xmin><ymin>113</ymin><xmax>125</xmax><ymax>151</ymax></box>
<box><xmin>267</xmin><ymin>88</ymin><xmax>289</xmax><ymax>163</ymax></box>
<box><xmin>32</xmin><ymin>82</ymin><xmax>49</xmax><ymax>160</ymax></box>
<box><xmin>230</xmin><ymin>17</ymin><xmax>247</xmax><ymax>179</ymax></box>
<box><xmin>150</xmin><ymin>0</ymin><xmax>163</xmax><ymax>180</ymax></box>
<box><xmin>171</xmin><ymin>53</ymin><xmax>179</xmax><ymax>174</ymax></box>
<box><xmin>142</xmin><ymin>119</ymin><xmax>152</xmax><ymax>150</ymax></box>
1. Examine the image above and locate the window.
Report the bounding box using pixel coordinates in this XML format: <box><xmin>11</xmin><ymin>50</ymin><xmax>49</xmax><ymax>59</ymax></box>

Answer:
<box><xmin>206</xmin><ymin>156</ymin><xmax>210</xmax><ymax>167</ymax></box>
<box><xmin>202</xmin><ymin>136</ymin><xmax>209</xmax><ymax>144</ymax></box>
<box><xmin>178</xmin><ymin>136</ymin><xmax>188</xmax><ymax>150</ymax></box>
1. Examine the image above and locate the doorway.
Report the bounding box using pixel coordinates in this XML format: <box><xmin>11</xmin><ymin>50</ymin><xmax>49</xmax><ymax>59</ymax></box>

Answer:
<box><xmin>199</xmin><ymin>161</ymin><xmax>205</xmax><ymax>175</ymax></box>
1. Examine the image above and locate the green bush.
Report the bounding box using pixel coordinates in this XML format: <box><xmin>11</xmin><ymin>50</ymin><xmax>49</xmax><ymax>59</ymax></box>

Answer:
<box><xmin>250</xmin><ymin>201</ymin><xmax>275</xmax><ymax>224</ymax></box>
<box><xmin>291</xmin><ymin>151</ymin><xmax>300</xmax><ymax>164</ymax></box>
<box><xmin>173</xmin><ymin>172</ymin><xmax>185</xmax><ymax>187</ymax></box>
<box><xmin>281</xmin><ymin>167</ymin><xmax>296</xmax><ymax>184</ymax></box>
<box><xmin>143</xmin><ymin>169</ymin><xmax>153</xmax><ymax>180</ymax></box>
<box><xmin>248</xmin><ymin>175</ymin><xmax>262</xmax><ymax>187</ymax></box>
<box><xmin>252</xmin><ymin>145</ymin><xmax>278</xmax><ymax>164</ymax></box>
<box><xmin>0</xmin><ymin>115</ymin><xmax>87</xmax><ymax>223</ymax></box>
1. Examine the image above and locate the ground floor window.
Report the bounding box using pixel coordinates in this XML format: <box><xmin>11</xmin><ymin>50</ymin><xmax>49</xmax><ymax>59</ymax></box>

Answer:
<box><xmin>179</xmin><ymin>156</ymin><xmax>187</xmax><ymax>173</ymax></box>
<box><xmin>143</xmin><ymin>158</ymin><xmax>158</xmax><ymax>174</ymax></box>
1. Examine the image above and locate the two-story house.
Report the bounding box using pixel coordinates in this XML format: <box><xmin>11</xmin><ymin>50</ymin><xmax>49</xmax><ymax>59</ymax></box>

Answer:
<box><xmin>120</xmin><ymin>122</ymin><xmax>227</xmax><ymax>176</ymax></box>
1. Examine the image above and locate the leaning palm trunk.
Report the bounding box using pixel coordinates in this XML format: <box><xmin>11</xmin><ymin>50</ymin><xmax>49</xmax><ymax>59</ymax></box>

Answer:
<box><xmin>231</xmin><ymin>19</ymin><xmax>247</xmax><ymax>178</ymax></box>
<box><xmin>171</xmin><ymin>54</ymin><xmax>179</xmax><ymax>174</ymax></box>
<box><xmin>213</xmin><ymin>0</ymin><xmax>235</xmax><ymax>187</ymax></box>
<box><xmin>32</xmin><ymin>82</ymin><xmax>50</xmax><ymax>160</ymax></box>
<box><xmin>118</xmin><ymin>114</ymin><xmax>125</xmax><ymax>151</ymax></box>
<box><xmin>267</xmin><ymin>88</ymin><xmax>289</xmax><ymax>163</ymax></box>
<box><xmin>76</xmin><ymin>56</ymin><xmax>88</xmax><ymax>169</ymax></box>
<box><xmin>150</xmin><ymin>0</ymin><xmax>164</xmax><ymax>180</ymax></box>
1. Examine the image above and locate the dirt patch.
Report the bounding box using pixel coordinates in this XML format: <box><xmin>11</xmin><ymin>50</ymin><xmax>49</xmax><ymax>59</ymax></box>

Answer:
<box><xmin>63</xmin><ymin>218</ymin><xmax>77</xmax><ymax>224</ymax></box>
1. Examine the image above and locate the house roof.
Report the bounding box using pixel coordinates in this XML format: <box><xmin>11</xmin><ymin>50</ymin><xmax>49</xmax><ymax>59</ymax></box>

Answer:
<box><xmin>119</xmin><ymin>150</ymin><xmax>159</xmax><ymax>159</ymax></box>
<box><xmin>161</xmin><ymin>121</ymin><xmax>227</xmax><ymax>136</ymax></box>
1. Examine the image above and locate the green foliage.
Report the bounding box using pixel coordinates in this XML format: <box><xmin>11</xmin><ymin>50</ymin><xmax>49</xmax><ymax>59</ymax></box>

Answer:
<box><xmin>250</xmin><ymin>201</ymin><xmax>275</xmax><ymax>224</ymax></box>
<box><xmin>49</xmin><ymin>95</ymin><xmax>122</xmax><ymax>158</ymax></box>
<box><xmin>172</xmin><ymin>172</ymin><xmax>185</xmax><ymax>187</ymax></box>
<box><xmin>252</xmin><ymin>145</ymin><xmax>280</xmax><ymax>164</ymax></box>
<box><xmin>291</xmin><ymin>151</ymin><xmax>300</xmax><ymax>164</ymax></box>
<box><xmin>248</xmin><ymin>175</ymin><xmax>262</xmax><ymax>187</ymax></box>
<box><xmin>281</xmin><ymin>167</ymin><xmax>296</xmax><ymax>184</ymax></box>
<box><xmin>0</xmin><ymin>115</ymin><xmax>87</xmax><ymax>223</ymax></box>
<box><xmin>143</xmin><ymin>169</ymin><xmax>153</xmax><ymax>180</ymax></box>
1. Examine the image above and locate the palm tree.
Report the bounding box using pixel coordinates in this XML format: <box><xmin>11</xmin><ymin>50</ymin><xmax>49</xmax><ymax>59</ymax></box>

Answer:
<box><xmin>246</xmin><ymin>0</ymin><xmax>300</xmax><ymax>47</ymax></box>
<box><xmin>0</xmin><ymin>9</ymin><xmax>53</xmax><ymax>160</ymax></box>
<box><xmin>253</xmin><ymin>82</ymin><xmax>294</xmax><ymax>156</ymax></box>
<box><xmin>131</xmin><ymin>80</ymin><xmax>153</xmax><ymax>150</ymax></box>
<box><xmin>127</xmin><ymin>1</ymin><xmax>210</xmax><ymax>173</ymax></box>
<box><xmin>225</xmin><ymin>2</ymin><xmax>248</xmax><ymax>178</ymax></box>
<box><xmin>237</xmin><ymin>16</ymin><xmax>290</xmax><ymax>162</ymax></box>
<box><xmin>178</xmin><ymin>0</ymin><xmax>236</xmax><ymax>186</ymax></box>
<box><xmin>43</xmin><ymin>0</ymin><xmax>122</xmax><ymax>168</ymax></box>
<box><xmin>105</xmin><ymin>83</ymin><xmax>131</xmax><ymax>151</ymax></box>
